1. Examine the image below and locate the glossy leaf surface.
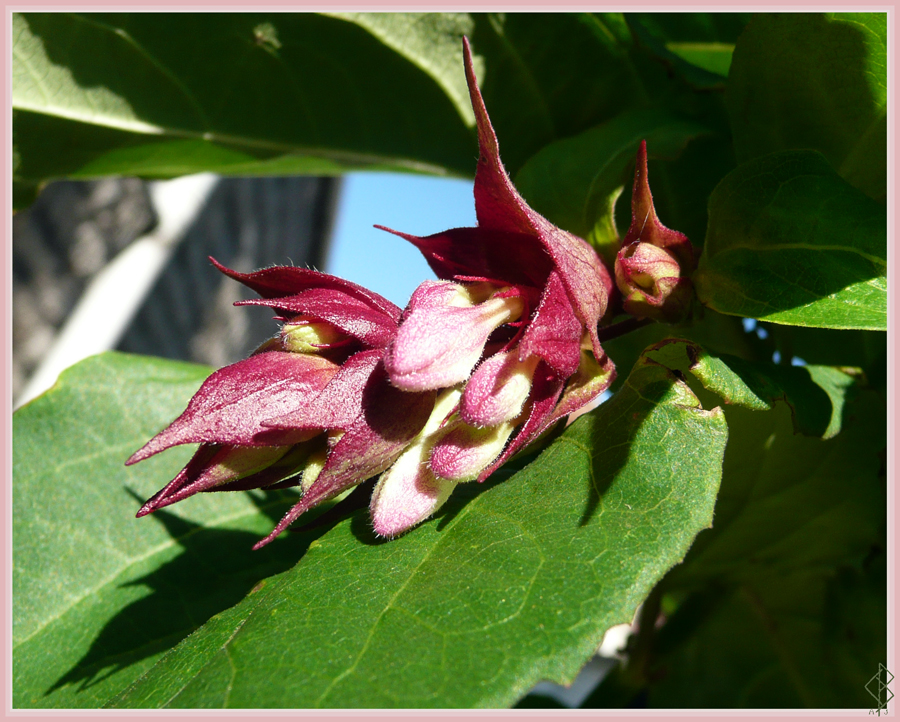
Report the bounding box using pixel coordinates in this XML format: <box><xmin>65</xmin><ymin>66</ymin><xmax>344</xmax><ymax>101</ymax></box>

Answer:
<box><xmin>695</xmin><ymin>151</ymin><xmax>886</xmax><ymax>330</ymax></box>
<box><xmin>12</xmin><ymin>354</ymin><xmax>319</xmax><ymax>708</ymax></box>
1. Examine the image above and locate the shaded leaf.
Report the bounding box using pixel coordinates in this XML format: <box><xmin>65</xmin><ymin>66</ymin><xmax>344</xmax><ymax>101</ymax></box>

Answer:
<box><xmin>762</xmin><ymin>325</ymin><xmax>888</xmax><ymax>390</ymax></box>
<box><xmin>666</xmin><ymin>391</ymin><xmax>885</xmax><ymax>590</ymax></box>
<box><xmin>664</xmin><ymin>42</ymin><xmax>734</xmax><ymax>78</ymax></box>
<box><xmin>13</xmin><ymin>12</ymin><xmax>476</xmax><ymax>193</ymax></box>
<box><xmin>626</xmin><ymin>16</ymin><xmax>730</xmax><ymax>89</ymax></box>
<box><xmin>643</xmin><ymin>337</ymin><xmax>858</xmax><ymax>438</ymax></box>
<box><xmin>514</xmin><ymin>109</ymin><xmax>707</xmax><ymax>263</ymax></box>
<box><xmin>695</xmin><ymin>150</ymin><xmax>887</xmax><ymax>330</ymax></box>
<box><xmin>649</xmin><ymin>393</ymin><xmax>886</xmax><ymax>707</ymax></box>
<box><xmin>466</xmin><ymin>12</ymin><xmax>648</xmax><ymax>176</ymax></box>
<box><xmin>727</xmin><ymin>13</ymin><xmax>887</xmax><ymax>199</ymax></box>
<box><xmin>109</xmin><ymin>351</ymin><xmax>727</xmax><ymax>708</ymax></box>
<box><xmin>652</xmin><ymin>561</ymin><xmax>886</xmax><ymax>707</ymax></box>
<box><xmin>587</xmin><ymin>382</ymin><xmax>885</xmax><ymax>708</ymax></box>
<box><xmin>325</xmin><ymin>12</ymin><xmax>477</xmax><ymax>126</ymax></box>
<box><xmin>13</xmin><ymin>12</ymin><xmax>671</xmax><ymax>208</ymax></box>
<box><xmin>12</xmin><ymin>353</ymin><xmax>323</xmax><ymax>708</ymax></box>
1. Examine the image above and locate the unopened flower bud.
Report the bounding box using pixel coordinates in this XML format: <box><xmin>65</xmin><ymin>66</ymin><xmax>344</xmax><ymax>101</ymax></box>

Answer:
<box><xmin>461</xmin><ymin>350</ymin><xmax>539</xmax><ymax>427</ymax></box>
<box><xmin>300</xmin><ymin>447</ymin><xmax>328</xmax><ymax>492</ymax></box>
<box><xmin>615</xmin><ymin>140</ymin><xmax>696</xmax><ymax>323</ymax></box>
<box><xmin>429</xmin><ymin>419</ymin><xmax>516</xmax><ymax>482</ymax></box>
<box><xmin>369</xmin><ymin>387</ymin><xmax>462</xmax><ymax>537</ymax></box>
<box><xmin>136</xmin><ymin>444</ymin><xmax>292</xmax><ymax>515</ymax></box>
<box><xmin>385</xmin><ymin>281</ymin><xmax>525</xmax><ymax>392</ymax></box>
<box><xmin>616</xmin><ymin>242</ymin><xmax>693</xmax><ymax>323</ymax></box>
<box><xmin>282</xmin><ymin>315</ymin><xmax>346</xmax><ymax>353</ymax></box>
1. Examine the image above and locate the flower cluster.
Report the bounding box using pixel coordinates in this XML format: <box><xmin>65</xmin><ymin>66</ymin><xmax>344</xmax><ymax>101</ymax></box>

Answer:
<box><xmin>128</xmin><ymin>37</ymin><xmax>622</xmax><ymax>547</ymax></box>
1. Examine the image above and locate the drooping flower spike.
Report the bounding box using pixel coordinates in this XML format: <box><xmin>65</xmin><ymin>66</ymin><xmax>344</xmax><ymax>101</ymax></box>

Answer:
<box><xmin>130</xmin><ymin>36</ymin><xmax>621</xmax><ymax>547</ymax></box>
<box><xmin>371</xmin><ymin>37</ymin><xmax>617</xmax><ymax>536</ymax></box>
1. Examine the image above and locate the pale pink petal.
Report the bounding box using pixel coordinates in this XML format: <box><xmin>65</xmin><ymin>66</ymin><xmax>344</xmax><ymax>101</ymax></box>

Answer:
<box><xmin>476</xmin><ymin>362</ymin><xmax>565</xmax><ymax>482</ymax></box>
<box><xmin>369</xmin><ymin>446</ymin><xmax>457</xmax><ymax>538</ymax></box>
<box><xmin>384</xmin><ymin>281</ymin><xmax>524</xmax><ymax>392</ymax></box>
<box><xmin>461</xmin><ymin>350</ymin><xmax>539</xmax><ymax>428</ymax></box>
<box><xmin>429</xmin><ymin>419</ymin><xmax>516</xmax><ymax>482</ymax></box>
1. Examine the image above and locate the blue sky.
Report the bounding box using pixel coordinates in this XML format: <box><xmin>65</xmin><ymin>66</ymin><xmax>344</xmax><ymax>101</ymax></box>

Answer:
<box><xmin>324</xmin><ymin>172</ymin><xmax>476</xmax><ymax>308</ymax></box>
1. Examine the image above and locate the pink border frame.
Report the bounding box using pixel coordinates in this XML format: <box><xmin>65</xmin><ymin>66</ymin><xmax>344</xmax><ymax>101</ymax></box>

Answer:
<box><xmin>2</xmin><ymin>4</ymin><xmax>896</xmax><ymax>720</ymax></box>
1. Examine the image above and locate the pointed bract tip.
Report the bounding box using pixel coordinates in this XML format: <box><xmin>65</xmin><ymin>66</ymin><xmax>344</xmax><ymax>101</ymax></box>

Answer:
<box><xmin>462</xmin><ymin>36</ymin><xmax>474</xmax><ymax>74</ymax></box>
<box><xmin>125</xmin><ymin>443</ymin><xmax>157</xmax><ymax>466</ymax></box>
<box><xmin>633</xmin><ymin>139</ymin><xmax>651</xmax><ymax>200</ymax></box>
<box><xmin>251</xmin><ymin>534</ymin><xmax>277</xmax><ymax>551</ymax></box>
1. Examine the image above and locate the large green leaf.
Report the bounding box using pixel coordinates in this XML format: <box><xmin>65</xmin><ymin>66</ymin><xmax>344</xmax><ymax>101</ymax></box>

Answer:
<box><xmin>465</xmin><ymin>13</ymin><xmax>648</xmax><ymax>176</ymax></box>
<box><xmin>651</xmin><ymin>561</ymin><xmax>886</xmax><ymax>707</ymax></box>
<box><xmin>695</xmin><ymin>150</ymin><xmax>887</xmax><ymax>330</ymax></box>
<box><xmin>624</xmin><ymin>14</ymin><xmax>746</xmax><ymax>89</ymax></box>
<box><xmin>669</xmin><ymin>390</ymin><xmax>884</xmax><ymax>589</ymax></box>
<box><xmin>108</xmin><ymin>352</ymin><xmax>727</xmax><ymax>708</ymax></box>
<box><xmin>12</xmin><ymin>353</ymin><xmax>323</xmax><ymax>708</ymax></box>
<box><xmin>585</xmin><ymin>368</ymin><xmax>885</xmax><ymax>708</ymax></box>
<box><xmin>642</xmin><ymin>338</ymin><xmax>858</xmax><ymax>439</ymax></box>
<box><xmin>13</xmin><ymin>12</ymin><xmax>664</xmax><ymax>208</ymax></box>
<box><xmin>727</xmin><ymin>13</ymin><xmax>887</xmax><ymax>199</ymax></box>
<box><xmin>650</xmin><ymin>389</ymin><xmax>886</xmax><ymax>707</ymax></box>
<box><xmin>12</xmin><ymin>12</ymin><xmax>476</xmax><ymax>196</ymax></box>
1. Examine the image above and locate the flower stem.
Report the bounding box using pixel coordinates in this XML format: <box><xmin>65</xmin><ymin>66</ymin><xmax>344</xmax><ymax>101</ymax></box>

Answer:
<box><xmin>596</xmin><ymin>317</ymin><xmax>654</xmax><ymax>342</ymax></box>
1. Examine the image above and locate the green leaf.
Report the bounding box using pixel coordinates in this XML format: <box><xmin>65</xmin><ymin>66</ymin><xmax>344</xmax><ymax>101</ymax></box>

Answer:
<box><xmin>12</xmin><ymin>353</ymin><xmax>322</xmax><ymax>708</ymax></box>
<box><xmin>727</xmin><ymin>13</ymin><xmax>887</xmax><ymax>199</ymax></box>
<box><xmin>642</xmin><ymin>338</ymin><xmax>858</xmax><ymax>438</ymax></box>
<box><xmin>762</xmin><ymin>325</ymin><xmax>888</xmax><ymax>389</ymax></box>
<box><xmin>664</xmin><ymin>42</ymin><xmax>734</xmax><ymax>78</ymax></box>
<box><xmin>650</xmin><ymin>389</ymin><xmax>885</xmax><ymax>707</ymax></box>
<box><xmin>514</xmin><ymin>108</ymin><xmax>707</xmax><ymax>262</ymax></box>
<box><xmin>324</xmin><ymin>13</ymin><xmax>477</xmax><ymax>126</ymax></box>
<box><xmin>667</xmin><ymin>390</ymin><xmax>884</xmax><ymax>589</ymax></box>
<box><xmin>586</xmin><ymin>378</ymin><xmax>885</xmax><ymax>708</ymax></box>
<box><xmin>651</xmin><ymin>562</ymin><xmax>886</xmax><ymax>707</ymax></box>
<box><xmin>467</xmin><ymin>13</ymin><xmax>649</xmax><ymax>176</ymax></box>
<box><xmin>109</xmin><ymin>353</ymin><xmax>727</xmax><ymax>708</ymax></box>
<box><xmin>695</xmin><ymin>150</ymin><xmax>887</xmax><ymax>330</ymax></box>
<box><xmin>626</xmin><ymin>17</ymin><xmax>729</xmax><ymax>89</ymax></box>
<box><xmin>13</xmin><ymin>12</ymin><xmax>670</xmax><ymax>201</ymax></box>
<box><xmin>13</xmin><ymin>12</ymin><xmax>477</xmax><ymax>186</ymax></box>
